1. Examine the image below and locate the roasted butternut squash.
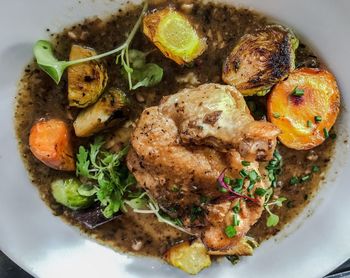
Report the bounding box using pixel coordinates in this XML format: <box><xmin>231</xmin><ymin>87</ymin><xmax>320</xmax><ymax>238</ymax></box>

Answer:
<box><xmin>267</xmin><ymin>68</ymin><xmax>340</xmax><ymax>150</ymax></box>
<box><xmin>143</xmin><ymin>8</ymin><xmax>207</xmax><ymax>65</ymax></box>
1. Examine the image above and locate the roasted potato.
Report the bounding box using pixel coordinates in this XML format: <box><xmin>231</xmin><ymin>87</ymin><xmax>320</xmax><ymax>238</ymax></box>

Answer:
<box><xmin>68</xmin><ymin>45</ymin><xmax>108</xmax><ymax>108</ymax></box>
<box><xmin>163</xmin><ymin>240</ymin><xmax>211</xmax><ymax>275</ymax></box>
<box><xmin>208</xmin><ymin>237</ymin><xmax>257</xmax><ymax>256</ymax></box>
<box><xmin>143</xmin><ymin>8</ymin><xmax>207</xmax><ymax>65</ymax></box>
<box><xmin>222</xmin><ymin>25</ymin><xmax>299</xmax><ymax>96</ymax></box>
<box><xmin>267</xmin><ymin>68</ymin><xmax>340</xmax><ymax>150</ymax></box>
<box><xmin>29</xmin><ymin>118</ymin><xmax>75</xmax><ymax>171</ymax></box>
<box><xmin>73</xmin><ymin>88</ymin><xmax>128</xmax><ymax>137</ymax></box>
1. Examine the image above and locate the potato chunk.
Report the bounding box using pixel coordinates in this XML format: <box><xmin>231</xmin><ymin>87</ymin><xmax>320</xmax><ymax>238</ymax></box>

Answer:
<box><xmin>267</xmin><ymin>68</ymin><xmax>340</xmax><ymax>150</ymax></box>
<box><xmin>222</xmin><ymin>25</ymin><xmax>298</xmax><ymax>96</ymax></box>
<box><xmin>68</xmin><ymin>45</ymin><xmax>108</xmax><ymax>108</ymax></box>
<box><xmin>143</xmin><ymin>8</ymin><xmax>207</xmax><ymax>65</ymax></box>
<box><xmin>163</xmin><ymin>240</ymin><xmax>211</xmax><ymax>275</ymax></box>
<box><xmin>73</xmin><ymin>88</ymin><xmax>128</xmax><ymax>137</ymax></box>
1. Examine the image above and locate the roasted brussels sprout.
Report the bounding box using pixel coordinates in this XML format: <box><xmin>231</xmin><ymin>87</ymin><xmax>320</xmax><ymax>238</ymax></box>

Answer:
<box><xmin>68</xmin><ymin>45</ymin><xmax>108</xmax><ymax>108</ymax></box>
<box><xmin>143</xmin><ymin>8</ymin><xmax>207</xmax><ymax>65</ymax></box>
<box><xmin>51</xmin><ymin>179</ymin><xmax>95</xmax><ymax>210</ymax></box>
<box><xmin>222</xmin><ymin>25</ymin><xmax>299</xmax><ymax>96</ymax></box>
<box><xmin>163</xmin><ymin>240</ymin><xmax>211</xmax><ymax>275</ymax></box>
<box><xmin>73</xmin><ymin>88</ymin><xmax>128</xmax><ymax>137</ymax></box>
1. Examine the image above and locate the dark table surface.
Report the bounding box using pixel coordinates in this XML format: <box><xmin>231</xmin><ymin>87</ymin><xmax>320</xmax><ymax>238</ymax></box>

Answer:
<box><xmin>1</xmin><ymin>250</ymin><xmax>350</xmax><ymax>278</ymax></box>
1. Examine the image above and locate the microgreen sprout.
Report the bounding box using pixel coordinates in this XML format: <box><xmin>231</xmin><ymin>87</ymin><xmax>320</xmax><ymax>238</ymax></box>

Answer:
<box><xmin>33</xmin><ymin>2</ymin><xmax>162</xmax><ymax>89</ymax></box>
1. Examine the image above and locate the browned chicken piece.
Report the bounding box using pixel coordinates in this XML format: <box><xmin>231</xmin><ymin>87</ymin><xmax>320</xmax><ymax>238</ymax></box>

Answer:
<box><xmin>127</xmin><ymin>83</ymin><xmax>279</xmax><ymax>253</ymax></box>
<box><xmin>159</xmin><ymin>84</ymin><xmax>279</xmax><ymax>160</ymax></box>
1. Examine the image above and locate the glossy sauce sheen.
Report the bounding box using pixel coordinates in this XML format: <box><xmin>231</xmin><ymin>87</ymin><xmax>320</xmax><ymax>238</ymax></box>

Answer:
<box><xmin>15</xmin><ymin>1</ymin><xmax>335</xmax><ymax>257</ymax></box>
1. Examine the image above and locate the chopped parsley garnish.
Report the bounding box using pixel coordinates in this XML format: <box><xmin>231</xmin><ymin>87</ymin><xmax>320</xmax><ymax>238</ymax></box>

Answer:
<box><xmin>241</xmin><ymin>160</ymin><xmax>250</xmax><ymax>166</ymax></box>
<box><xmin>233</xmin><ymin>214</ymin><xmax>240</xmax><ymax>226</ymax></box>
<box><xmin>330</xmin><ymin>133</ymin><xmax>337</xmax><ymax>140</ymax></box>
<box><xmin>224</xmin><ymin>176</ymin><xmax>231</xmax><ymax>185</ymax></box>
<box><xmin>312</xmin><ymin>165</ymin><xmax>320</xmax><ymax>173</ymax></box>
<box><xmin>255</xmin><ymin>187</ymin><xmax>267</xmax><ymax>196</ymax></box>
<box><xmin>307</xmin><ymin>120</ymin><xmax>312</xmax><ymax>127</ymax></box>
<box><xmin>314</xmin><ymin>116</ymin><xmax>322</xmax><ymax>122</ymax></box>
<box><xmin>266</xmin><ymin>150</ymin><xmax>282</xmax><ymax>188</ymax></box>
<box><xmin>300</xmin><ymin>175</ymin><xmax>310</xmax><ymax>182</ymax></box>
<box><xmin>273</xmin><ymin>112</ymin><xmax>280</xmax><ymax>119</ymax></box>
<box><xmin>232</xmin><ymin>202</ymin><xmax>240</xmax><ymax>213</ymax></box>
<box><xmin>289</xmin><ymin>176</ymin><xmax>299</xmax><ymax>185</ymax></box>
<box><xmin>323</xmin><ymin>128</ymin><xmax>329</xmax><ymax>139</ymax></box>
<box><xmin>291</xmin><ymin>86</ymin><xmax>304</xmax><ymax>96</ymax></box>
<box><xmin>239</xmin><ymin>169</ymin><xmax>248</xmax><ymax>178</ymax></box>
<box><xmin>225</xmin><ymin>225</ymin><xmax>237</xmax><ymax>238</ymax></box>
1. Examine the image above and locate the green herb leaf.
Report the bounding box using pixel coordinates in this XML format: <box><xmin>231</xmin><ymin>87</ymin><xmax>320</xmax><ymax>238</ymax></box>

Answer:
<box><xmin>241</xmin><ymin>160</ymin><xmax>250</xmax><ymax>166</ymax></box>
<box><xmin>77</xmin><ymin>184</ymin><xmax>98</xmax><ymax>197</ymax></box>
<box><xmin>307</xmin><ymin>120</ymin><xmax>312</xmax><ymax>127</ymax></box>
<box><xmin>225</xmin><ymin>225</ymin><xmax>237</xmax><ymax>238</ymax></box>
<box><xmin>75</xmin><ymin>137</ymin><xmax>135</xmax><ymax>218</ymax></box>
<box><xmin>289</xmin><ymin>176</ymin><xmax>299</xmax><ymax>185</ymax></box>
<box><xmin>300</xmin><ymin>175</ymin><xmax>310</xmax><ymax>182</ymax></box>
<box><xmin>291</xmin><ymin>86</ymin><xmax>304</xmax><ymax>96</ymax></box>
<box><xmin>255</xmin><ymin>187</ymin><xmax>267</xmax><ymax>196</ymax></box>
<box><xmin>274</xmin><ymin>197</ymin><xmax>287</xmax><ymax>207</ymax></box>
<box><xmin>267</xmin><ymin>213</ymin><xmax>279</xmax><ymax>227</ymax></box>
<box><xmin>312</xmin><ymin>165</ymin><xmax>320</xmax><ymax>173</ymax></box>
<box><xmin>33</xmin><ymin>2</ymin><xmax>149</xmax><ymax>85</ymax></box>
<box><xmin>323</xmin><ymin>128</ymin><xmax>329</xmax><ymax>139</ymax></box>
<box><xmin>314</xmin><ymin>115</ymin><xmax>322</xmax><ymax>123</ymax></box>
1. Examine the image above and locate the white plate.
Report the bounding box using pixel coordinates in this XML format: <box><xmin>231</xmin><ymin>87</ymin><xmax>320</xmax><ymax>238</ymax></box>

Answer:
<box><xmin>1</xmin><ymin>0</ymin><xmax>350</xmax><ymax>277</ymax></box>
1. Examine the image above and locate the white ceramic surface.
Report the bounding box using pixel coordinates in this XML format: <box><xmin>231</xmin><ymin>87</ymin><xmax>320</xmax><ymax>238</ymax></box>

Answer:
<box><xmin>1</xmin><ymin>0</ymin><xmax>350</xmax><ymax>277</ymax></box>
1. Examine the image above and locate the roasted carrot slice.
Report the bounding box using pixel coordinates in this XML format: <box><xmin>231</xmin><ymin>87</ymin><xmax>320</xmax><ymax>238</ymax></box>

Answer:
<box><xmin>267</xmin><ymin>68</ymin><xmax>340</xmax><ymax>150</ymax></box>
<box><xmin>29</xmin><ymin>119</ymin><xmax>75</xmax><ymax>171</ymax></box>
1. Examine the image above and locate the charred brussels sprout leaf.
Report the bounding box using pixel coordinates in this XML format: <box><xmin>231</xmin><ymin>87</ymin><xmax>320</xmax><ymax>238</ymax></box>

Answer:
<box><xmin>223</xmin><ymin>25</ymin><xmax>299</xmax><ymax>96</ymax></box>
<box><xmin>143</xmin><ymin>8</ymin><xmax>207</xmax><ymax>65</ymax></box>
<box><xmin>120</xmin><ymin>49</ymin><xmax>163</xmax><ymax>89</ymax></box>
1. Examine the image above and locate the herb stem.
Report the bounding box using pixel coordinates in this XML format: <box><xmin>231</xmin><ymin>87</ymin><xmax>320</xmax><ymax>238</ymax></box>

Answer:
<box><xmin>65</xmin><ymin>1</ymin><xmax>148</xmax><ymax>68</ymax></box>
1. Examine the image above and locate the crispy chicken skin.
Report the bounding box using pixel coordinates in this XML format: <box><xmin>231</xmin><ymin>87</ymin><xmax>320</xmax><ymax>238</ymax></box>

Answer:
<box><xmin>127</xmin><ymin>83</ymin><xmax>279</xmax><ymax>252</ymax></box>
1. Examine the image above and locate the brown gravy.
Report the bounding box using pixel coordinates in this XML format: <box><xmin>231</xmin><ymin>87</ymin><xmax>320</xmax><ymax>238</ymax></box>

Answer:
<box><xmin>15</xmin><ymin>1</ymin><xmax>335</xmax><ymax>258</ymax></box>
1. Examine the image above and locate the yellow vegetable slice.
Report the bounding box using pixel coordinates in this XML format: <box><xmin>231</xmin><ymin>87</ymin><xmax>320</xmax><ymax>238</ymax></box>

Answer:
<box><xmin>68</xmin><ymin>45</ymin><xmax>108</xmax><ymax>108</ymax></box>
<box><xmin>143</xmin><ymin>8</ymin><xmax>207</xmax><ymax>65</ymax></box>
<box><xmin>163</xmin><ymin>240</ymin><xmax>211</xmax><ymax>275</ymax></box>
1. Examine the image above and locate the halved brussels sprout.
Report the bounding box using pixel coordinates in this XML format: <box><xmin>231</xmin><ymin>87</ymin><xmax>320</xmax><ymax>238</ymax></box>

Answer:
<box><xmin>68</xmin><ymin>45</ymin><xmax>108</xmax><ymax>107</ymax></box>
<box><xmin>51</xmin><ymin>179</ymin><xmax>95</xmax><ymax>210</ymax></box>
<box><xmin>222</xmin><ymin>25</ymin><xmax>299</xmax><ymax>96</ymax></box>
<box><xmin>143</xmin><ymin>8</ymin><xmax>207</xmax><ymax>65</ymax></box>
<box><xmin>163</xmin><ymin>240</ymin><xmax>211</xmax><ymax>275</ymax></box>
<box><xmin>73</xmin><ymin>88</ymin><xmax>128</xmax><ymax>137</ymax></box>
